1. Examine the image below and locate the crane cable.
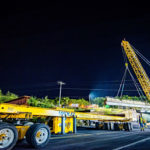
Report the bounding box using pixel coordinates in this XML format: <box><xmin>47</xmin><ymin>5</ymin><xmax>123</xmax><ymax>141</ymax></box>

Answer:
<box><xmin>118</xmin><ymin>45</ymin><xmax>146</xmax><ymax>99</ymax></box>
<box><xmin>116</xmin><ymin>66</ymin><xmax>127</xmax><ymax>97</ymax></box>
<box><xmin>131</xmin><ymin>44</ymin><xmax>150</xmax><ymax>67</ymax></box>
<box><xmin>117</xmin><ymin>64</ymin><xmax>145</xmax><ymax>100</ymax></box>
<box><xmin>126</xmin><ymin>66</ymin><xmax>144</xmax><ymax>100</ymax></box>
<box><xmin>116</xmin><ymin>46</ymin><xmax>128</xmax><ymax>97</ymax></box>
<box><xmin>120</xmin><ymin>68</ymin><xmax>127</xmax><ymax>97</ymax></box>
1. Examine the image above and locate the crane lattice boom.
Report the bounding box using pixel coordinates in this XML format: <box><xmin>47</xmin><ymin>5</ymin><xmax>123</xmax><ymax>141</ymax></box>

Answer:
<box><xmin>121</xmin><ymin>40</ymin><xmax>150</xmax><ymax>101</ymax></box>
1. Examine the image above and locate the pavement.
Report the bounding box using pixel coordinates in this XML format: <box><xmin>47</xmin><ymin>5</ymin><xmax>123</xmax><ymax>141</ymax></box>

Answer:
<box><xmin>14</xmin><ymin>128</ymin><xmax>150</xmax><ymax>150</ymax></box>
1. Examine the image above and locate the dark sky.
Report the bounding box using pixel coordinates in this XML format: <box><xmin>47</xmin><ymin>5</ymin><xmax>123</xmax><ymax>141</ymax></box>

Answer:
<box><xmin>0</xmin><ymin>1</ymin><xmax>150</xmax><ymax>98</ymax></box>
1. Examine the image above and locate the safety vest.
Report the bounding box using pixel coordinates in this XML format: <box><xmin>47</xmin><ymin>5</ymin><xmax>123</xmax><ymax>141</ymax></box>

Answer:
<box><xmin>140</xmin><ymin>117</ymin><xmax>143</xmax><ymax>123</ymax></box>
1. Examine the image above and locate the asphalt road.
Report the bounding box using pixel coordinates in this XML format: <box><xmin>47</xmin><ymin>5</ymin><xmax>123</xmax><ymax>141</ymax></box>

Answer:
<box><xmin>14</xmin><ymin>128</ymin><xmax>150</xmax><ymax>150</ymax></box>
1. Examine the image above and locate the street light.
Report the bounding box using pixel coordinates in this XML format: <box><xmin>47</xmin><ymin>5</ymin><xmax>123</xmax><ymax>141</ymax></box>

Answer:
<box><xmin>57</xmin><ymin>81</ymin><xmax>66</xmax><ymax>107</ymax></box>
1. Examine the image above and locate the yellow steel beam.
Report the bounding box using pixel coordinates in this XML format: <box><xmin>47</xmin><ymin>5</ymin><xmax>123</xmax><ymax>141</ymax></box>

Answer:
<box><xmin>0</xmin><ymin>103</ymin><xmax>75</xmax><ymax>117</ymax></box>
<box><xmin>0</xmin><ymin>113</ymin><xmax>32</xmax><ymax>119</ymax></box>
<box><xmin>0</xmin><ymin>103</ymin><xmax>130</xmax><ymax>121</ymax></box>
<box><xmin>75</xmin><ymin>112</ymin><xmax>129</xmax><ymax>121</ymax></box>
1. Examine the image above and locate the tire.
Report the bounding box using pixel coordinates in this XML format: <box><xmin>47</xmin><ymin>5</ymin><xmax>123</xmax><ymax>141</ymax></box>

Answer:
<box><xmin>95</xmin><ymin>122</ymin><xmax>99</xmax><ymax>129</ymax></box>
<box><xmin>26</xmin><ymin>123</ymin><xmax>50</xmax><ymax>149</ymax></box>
<box><xmin>124</xmin><ymin>123</ymin><xmax>130</xmax><ymax>131</ymax></box>
<box><xmin>104</xmin><ymin>123</ymin><xmax>108</xmax><ymax>130</ymax></box>
<box><xmin>114</xmin><ymin>123</ymin><xmax>119</xmax><ymax>131</ymax></box>
<box><xmin>0</xmin><ymin>123</ymin><xmax>18</xmax><ymax>150</ymax></box>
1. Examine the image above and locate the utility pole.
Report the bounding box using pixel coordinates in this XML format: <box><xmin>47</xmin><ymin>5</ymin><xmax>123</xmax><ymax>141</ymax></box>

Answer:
<box><xmin>57</xmin><ymin>81</ymin><xmax>65</xmax><ymax>107</ymax></box>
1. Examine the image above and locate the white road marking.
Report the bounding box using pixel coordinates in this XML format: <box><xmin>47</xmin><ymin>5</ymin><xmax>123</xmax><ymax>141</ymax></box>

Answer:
<box><xmin>113</xmin><ymin>137</ymin><xmax>150</xmax><ymax>150</ymax></box>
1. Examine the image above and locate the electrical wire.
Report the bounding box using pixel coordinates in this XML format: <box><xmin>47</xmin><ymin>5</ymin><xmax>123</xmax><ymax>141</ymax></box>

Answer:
<box><xmin>61</xmin><ymin>88</ymin><xmax>141</xmax><ymax>92</ymax></box>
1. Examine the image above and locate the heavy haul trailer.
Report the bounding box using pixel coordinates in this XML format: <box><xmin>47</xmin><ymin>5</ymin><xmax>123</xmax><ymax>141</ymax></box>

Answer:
<box><xmin>0</xmin><ymin>103</ymin><xmax>131</xmax><ymax>150</ymax></box>
<box><xmin>76</xmin><ymin>112</ymin><xmax>132</xmax><ymax>131</ymax></box>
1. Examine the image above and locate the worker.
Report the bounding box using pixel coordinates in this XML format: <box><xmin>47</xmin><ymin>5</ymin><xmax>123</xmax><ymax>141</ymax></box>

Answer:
<box><xmin>139</xmin><ymin>114</ymin><xmax>144</xmax><ymax>131</ymax></box>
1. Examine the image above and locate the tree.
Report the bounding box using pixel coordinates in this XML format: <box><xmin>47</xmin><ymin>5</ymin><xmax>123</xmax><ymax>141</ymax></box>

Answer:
<box><xmin>92</xmin><ymin>97</ymin><xmax>105</xmax><ymax>107</ymax></box>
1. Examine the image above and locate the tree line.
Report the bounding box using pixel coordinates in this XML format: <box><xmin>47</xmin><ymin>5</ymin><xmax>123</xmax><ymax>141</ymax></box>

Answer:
<box><xmin>0</xmin><ymin>89</ymin><xmax>89</xmax><ymax>108</ymax></box>
<box><xmin>0</xmin><ymin>89</ymin><xmax>147</xmax><ymax>109</ymax></box>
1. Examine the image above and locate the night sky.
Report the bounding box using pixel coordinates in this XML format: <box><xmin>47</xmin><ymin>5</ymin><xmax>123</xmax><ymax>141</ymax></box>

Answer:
<box><xmin>0</xmin><ymin>1</ymin><xmax>150</xmax><ymax>99</ymax></box>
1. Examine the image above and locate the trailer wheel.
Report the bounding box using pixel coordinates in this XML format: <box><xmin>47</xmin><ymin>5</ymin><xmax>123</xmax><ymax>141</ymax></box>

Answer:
<box><xmin>0</xmin><ymin>123</ymin><xmax>18</xmax><ymax>150</ymax></box>
<box><xmin>114</xmin><ymin>123</ymin><xmax>119</xmax><ymax>131</ymax></box>
<box><xmin>124</xmin><ymin>123</ymin><xmax>130</xmax><ymax>131</ymax></box>
<box><xmin>26</xmin><ymin>123</ymin><xmax>50</xmax><ymax>148</ymax></box>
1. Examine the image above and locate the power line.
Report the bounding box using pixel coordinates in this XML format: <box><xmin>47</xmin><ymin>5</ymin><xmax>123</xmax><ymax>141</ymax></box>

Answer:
<box><xmin>61</xmin><ymin>88</ymin><xmax>142</xmax><ymax>92</ymax></box>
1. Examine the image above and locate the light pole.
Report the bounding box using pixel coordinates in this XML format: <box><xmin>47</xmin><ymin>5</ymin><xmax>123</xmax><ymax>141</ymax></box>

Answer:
<box><xmin>57</xmin><ymin>81</ymin><xmax>65</xmax><ymax>107</ymax></box>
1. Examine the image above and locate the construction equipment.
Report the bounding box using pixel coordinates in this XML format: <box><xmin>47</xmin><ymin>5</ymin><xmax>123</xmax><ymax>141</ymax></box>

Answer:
<box><xmin>121</xmin><ymin>40</ymin><xmax>150</xmax><ymax>101</ymax></box>
<box><xmin>1</xmin><ymin>39</ymin><xmax>143</xmax><ymax>150</ymax></box>
<box><xmin>0</xmin><ymin>103</ymin><xmax>131</xmax><ymax>149</ymax></box>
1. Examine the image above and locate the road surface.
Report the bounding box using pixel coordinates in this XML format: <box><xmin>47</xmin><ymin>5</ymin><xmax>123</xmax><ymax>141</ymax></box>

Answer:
<box><xmin>14</xmin><ymin>128</ymin><xmax>150</xmax><ymax>150</ymax></box>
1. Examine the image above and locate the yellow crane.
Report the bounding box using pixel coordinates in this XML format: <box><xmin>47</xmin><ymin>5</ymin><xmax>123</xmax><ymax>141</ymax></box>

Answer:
<box><xmin>121</xmin><ymin>40</ymin><xmax>150</xmax><ymax>101</ymax></box>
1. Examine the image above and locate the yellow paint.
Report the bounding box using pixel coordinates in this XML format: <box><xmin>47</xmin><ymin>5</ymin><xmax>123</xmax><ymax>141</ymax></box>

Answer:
<box><xmin>65</xmin><ymin>117</ymin><xmax>73</xmax><ymax>133</ymax></box>
<box><xmin>0</xmin><ymin>133</ymin><xmax>6</xmax><ymax>140</ymax></box>
<box><xmin>0</xmin><ymin>102</ymin><xmax>131</xmax><ymax>139</ymax></box>
<box><xmin>0</xmin><ymin>103</ymin><xmax>130</xmax><ymax>121</ymax></box>
<box><xmin>55</xmin><ymin>107</ymin><xmax>74</xmax><ymax>112</ymax></box>
<box><xmin>118</xmin><ymin>124</ymin><xmax>124</xmax><ymax>130</ymax></box>
<box><xmin>16</xmin><ymin>126</ymin><xmax>30</xmax><ymax>140</ymax></box>
<box><xmin>0</xmin><ymin>113</ymin><xmax>32</xmax><ymax>119</ymax></box>
<box><xmin>75</xmin><ymin>112</ymin><xmax>129</xmax><ymax>121</ymax></box>
<box><xmin>51</xmin><ymin>117</ymin><xmax>62</xmax><ymax>134</ymax></box>
<box><xmin>99</xmin><ymin>123</ymin><xmax>104</xmax><ymax>128</ymax></box>
<box><xmin>36</xmin><ymin>131</ymin><xmax>41</xmax><ymax>138</ymax></box>
<box><xmin>125</xmin><ymin>63</ymin><xmax>128</xmax><ymax>68</ymax></box>
<box><xmin>122</xmin><ymin>40</ymin><xmax>150</xmax><ymax>101</ymax></box>
<box><xmin>51</xmin><ymin>117</ymin><xmax>74</xmax><ymax>134</ymax></box>
<box><xmin>0</xmin><ymin>103</ymin><xmax>61</xmax><ymax>117</ymax></box>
